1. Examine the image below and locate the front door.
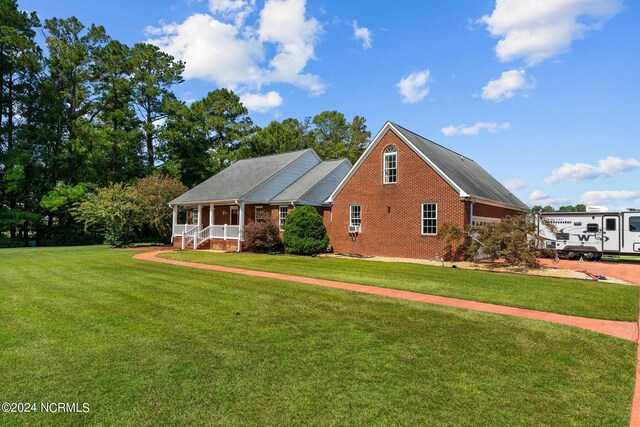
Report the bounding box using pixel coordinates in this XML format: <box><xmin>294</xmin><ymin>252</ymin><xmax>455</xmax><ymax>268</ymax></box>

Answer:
<box><xmin>602</xmin><ymin>215</ymin><xmax>620</xmax><ymax>252</ymax></box>
<box><xmin>230</xmin><ymin>207</ymin><xmax>239</xmax><ymax>225</ymax></box>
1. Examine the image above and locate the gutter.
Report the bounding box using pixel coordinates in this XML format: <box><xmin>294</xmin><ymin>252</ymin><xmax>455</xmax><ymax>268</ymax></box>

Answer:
<box><xmin>460</xmin><ymin>195</ymin><xmax>528</xmax><ymax>212</ymax></box>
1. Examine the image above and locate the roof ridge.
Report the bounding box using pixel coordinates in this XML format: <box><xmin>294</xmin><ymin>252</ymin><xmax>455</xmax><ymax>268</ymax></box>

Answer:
<box><xmin>391</xmin><ymin>122</ymin><xmax>476</xmax><ymax>162</ymax></box>
<box><xmin>235</xmin><ymin>148</ymin><xmax>311</xmax><ymax>163</ymax></box>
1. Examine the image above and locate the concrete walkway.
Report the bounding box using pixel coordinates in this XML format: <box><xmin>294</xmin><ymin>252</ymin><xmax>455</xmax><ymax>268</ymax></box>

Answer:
<box><xmin>134</xmin><ymin>251</ymin><xmax>637</xmax><ymax>341</ymax></box>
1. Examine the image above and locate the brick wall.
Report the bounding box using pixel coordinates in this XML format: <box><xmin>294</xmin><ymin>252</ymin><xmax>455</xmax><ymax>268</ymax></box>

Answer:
<box><xmin>472</xmin><ymin>203</ymin><xmax>523</xmax><ymax>219</ymax></box>
<box><xmin>328</xmin><ymin>129</ymin><xmax>467</xmax><ymax>259</ymax></box>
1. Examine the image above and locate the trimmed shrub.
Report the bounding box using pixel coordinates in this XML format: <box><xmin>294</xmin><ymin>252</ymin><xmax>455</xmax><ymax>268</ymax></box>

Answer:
<box><xmin>0</xmin><ymin>236</ymin><xmax>26</xmax><ymax>248</ymax></box>
<box><xmin>243</xmin><ymin>216</ymin><xmax>282</xmax><ymax>253</ymax></box>
<box><xmin>283</xmin><ymin>205</ymin><xmax>329</xmax><ymax>255</ymax></box>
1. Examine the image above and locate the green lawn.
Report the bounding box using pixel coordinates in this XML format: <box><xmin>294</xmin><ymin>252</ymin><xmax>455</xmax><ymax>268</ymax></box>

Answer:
<box><xmin>0</xmin><ymin>246</ymin><xmax>636</xmax><ymax>426</ymax></box>
<box><xmin>161</xmin><ymin>251</ymin><xmax>640</xmax><ymax>321</ymax></box>
<box><xmin>620</xmin><ymin>256</ymin><xmax>640</xmax><ymax>263</ymax></box>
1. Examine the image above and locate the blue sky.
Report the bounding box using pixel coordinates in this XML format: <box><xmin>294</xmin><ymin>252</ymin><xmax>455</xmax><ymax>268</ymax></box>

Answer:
<box><xmin>22</xmin><ymin>0</ymin><xmax>640</xmax><ymax>209</ymax></box>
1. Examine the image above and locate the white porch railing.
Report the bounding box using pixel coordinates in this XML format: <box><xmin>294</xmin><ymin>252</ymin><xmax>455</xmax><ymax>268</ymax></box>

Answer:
<box><xmin>173</xmin><ymin>224</ymin><xmax>191</xmax><ymax>236</ymax></box>
<box><xmin>182</xmin><ymin>225</ymin><xmax>199</xmax><ymax>250</ymax></box>
<box><xmin>196</xmin><ymin>226</ymin><xmax>211</xmax><ymax>244</ymax></box>
<box><xmin>224</xmin><ymin>225</ymin><xmax>240</xmax><ymax>240</ymax></box>
<box><xmin>176</xmin><ymin>224</ymin><xmax>242</xmax><ymax>249</ymax></box>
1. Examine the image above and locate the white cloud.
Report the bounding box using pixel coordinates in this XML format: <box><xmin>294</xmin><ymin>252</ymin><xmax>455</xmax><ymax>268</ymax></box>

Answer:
<box><xmin>504</xmin><ymin>178</ymin><xmax>526</xmax><ymax>191</ymax></box>
<box><xmin>147</xmin><ymin>0</ymin><xmax>324</xmax><ymax>96</ymax></box>
<box><xmin>352</xmin><ymin>20</ymin><xmax>372</xmax><ymax>49</ymax></box>
<box><xmin>208</xmin><ymin>0</ymin><xmax>256</xmax><ymax>27</ymax></box>
<box><xmin>258</xmin><ymin>0</ymin><xmax>325</xmax><ymax>95</ymax></box>
<box><xmin>148</xmin><ymin>14</ymin><xmax>263</xmax><ymax>88</ymax></box>
<box><xmin>544</xmin><ymin>156</ymin><xmax>640</xmax><ymax>184</ymax></box>
<box><xmin>441</xmin><ymin>121</ymin><xmax>511</xmax><ymax>136</ymax></box>
<box><xmin>397</xmin><ymin>70</ymin><xmax>431</xmax><ymax>104</ymax></box>
<box><xmin>481</xmin><ymin>69</ymin><xmax>534</xmax><ymax>101</ymax></box>
<box><xmin>479</xmin><ymin>0</ymin><xmax>622</xmax><ymax>66</ymax></box>
<box><xmin>240</xmin><ymin>90</ymin><xmax>283</xmax><ymax>112</ymax></box>
<box><xmin>529</xmin><ymin>189</ymin><xmax>549</xmax><ymax>201</ymax></box>
<box><xmin>527</xmin><ymin>190</ymin><xmax>570</xmax><ymax>206</ymax></box>
<box><xmin>580</xmin><ymin>190</ymin><xmax>640</xmax><ymax>205</ymax></box>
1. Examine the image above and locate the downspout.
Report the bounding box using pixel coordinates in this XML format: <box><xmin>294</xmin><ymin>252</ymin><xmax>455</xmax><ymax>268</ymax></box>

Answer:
<box><xmin>469</xmin><ymin>199</ymin><xmax>474</xmax><ymax>226</ymax></box>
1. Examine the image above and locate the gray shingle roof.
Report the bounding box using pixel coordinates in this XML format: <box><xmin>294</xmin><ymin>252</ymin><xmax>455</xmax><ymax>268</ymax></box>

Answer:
<box><xmin>272</xmin><ymin>159</ymin><xmax>351</xmax><ymax>205</ymax></box>
<box><xmin>169</xmin><ymin>149</ymin><xmax>312</xmax><ymax>205</ymax></box>
<box><xmin>392</xmin><ymin>123</ymin><xmax>528</xmax><ymax>209</ymax></box>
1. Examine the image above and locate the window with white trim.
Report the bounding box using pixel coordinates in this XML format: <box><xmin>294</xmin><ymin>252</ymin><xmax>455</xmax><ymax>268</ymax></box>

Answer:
<box><xmin>422</xmin><ymin>203</ymin><xmax>437</xmax><ymax>235</ymax></box>
<box><xmin>350</xmin><ymin>205</ymin><xmax>362</xmax><ymax>231</ymax></box>
<box><xmin>191</xmin><ymin>208</ymin><xmax>199</xmax><ymax>225</ymax></box>
<box><xmin>383</xmin><ymin>146</ymin><xmax>397</xmax><ymax>184</ymax></box>
<box><xmin>255</xmin><ymin>206</ymin><xmax>265</xmax><ymax>223</ymax></box>
<box><xmin>279</xmin><ymin>206</ymin><xmax>288</xmax><ymax>228</ymax></box>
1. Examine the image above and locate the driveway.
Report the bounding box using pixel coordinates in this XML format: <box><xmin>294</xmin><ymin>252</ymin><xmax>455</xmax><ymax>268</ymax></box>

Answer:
<box><xmin>539</xmin><ymin>258</ymin><xmax>640</xmax><ymax>285</ymax></box>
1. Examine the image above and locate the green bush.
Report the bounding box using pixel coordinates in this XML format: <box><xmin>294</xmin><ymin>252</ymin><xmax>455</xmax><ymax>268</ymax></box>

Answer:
<box><xmin>283</xmin><ymin>205</ymin><xmax>329</xmax><ymax>255</ymax></box>
<box><xmin>0</xmin><ymin>236</ymin><xmax>26</xmax><ymax>248</ymax></box>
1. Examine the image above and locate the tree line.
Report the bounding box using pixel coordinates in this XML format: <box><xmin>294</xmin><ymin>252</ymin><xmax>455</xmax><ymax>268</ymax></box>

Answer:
<box><xmin>530</xmin><ymin>204</ymin><xmax>587</xmax><ymax>214</ymax></box>
<box><xmin>0</xmin><ymin>0</ymin><xmax>371</xmax><ymax>246</ymax></box>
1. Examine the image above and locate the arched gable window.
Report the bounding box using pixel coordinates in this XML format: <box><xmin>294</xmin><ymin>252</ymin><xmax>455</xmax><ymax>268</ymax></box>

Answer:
<box><xmin>383</xmin><ymin>145</ymin><xmax>397</xmax><ymax>184</ymax></box>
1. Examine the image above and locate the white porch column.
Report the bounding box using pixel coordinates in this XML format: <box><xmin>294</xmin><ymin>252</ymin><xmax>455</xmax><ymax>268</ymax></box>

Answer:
<box><xmin>238</xmin><ymin>201</ymin><xmax>245</xmax><ymax>252</ymax></box>
<box><xmin>197</xmin><ymin>203</ymin><xmax>203</xmax><ymax>229</ymax></box>
<box><xmin>209</xmin><ymin>203</ymin><xmax>214</xmax><ymax>226</ymax></box>
<box><xmin>171</xmin><ymin>205</ymin><xmax>177</xmax><ymax>238</ymax></box>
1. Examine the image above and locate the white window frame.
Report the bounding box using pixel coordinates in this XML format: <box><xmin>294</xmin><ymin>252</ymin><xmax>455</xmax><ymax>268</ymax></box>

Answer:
<box><xmin>191</xmin><ymin>208</ymin><xmax>199</xmax><ymax>225</ymax></box>
<box><xmin>350</xmin><ymin>205</ymin><xmax>362</xmax><ymax>231</ymax></box>
<box><xmin>383</xmin><ymin>145</ymin><xmax>397</xmax><ymax>184</ymax></box>
<box><xmin>421</xmin><ymin>203</ymin><xmax>437</xmax><ymax>235</ymax></box>
<box><xmin>278</xmin><ymin>206</ymin><xmax>288</xmax><ymax>229</ymax></box>
<box><xmin>255</xmin><ymin>206</ymin><xmax>265</xmax><ymax>223</ymax></box>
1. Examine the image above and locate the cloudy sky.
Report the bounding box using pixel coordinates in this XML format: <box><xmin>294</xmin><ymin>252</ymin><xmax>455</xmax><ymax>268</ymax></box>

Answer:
<box><xmin>24</xmin><ymin>0</ymin><xmax>640</xmax><ymax>209</ymax></box>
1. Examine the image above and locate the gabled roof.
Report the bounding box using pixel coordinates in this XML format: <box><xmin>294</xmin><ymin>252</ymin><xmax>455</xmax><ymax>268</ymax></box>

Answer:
<box><xmin>327</xmin><ymin>121</ymin><xmax>527</xmax><ymax>210</ymax></box>
<box><xmin>271</xmin><ymin>159</ymin><xmax>352</xmax><ymax>206</ymax></box>
<box><xmin>391</xmin><ymin>123</ymin><xmax>528</xmax><ymax>209</ymax></box>
<box><xmin>169</xmin><ymin>149</ymin><xmax>313</xmax><ymax>205</ymax></box>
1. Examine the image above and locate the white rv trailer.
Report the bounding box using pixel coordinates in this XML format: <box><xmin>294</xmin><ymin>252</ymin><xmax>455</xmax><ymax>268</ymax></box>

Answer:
<box><xmin>537</xmin><ymin>207</ymin><xmax>640</xmax><ymax>259</ymax></box>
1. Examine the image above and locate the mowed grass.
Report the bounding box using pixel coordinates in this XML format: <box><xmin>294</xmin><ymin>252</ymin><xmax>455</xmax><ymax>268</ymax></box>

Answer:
<box><xmin>0</xmin><ymin>246</ymin><xmax>636</xmax><ymax>426</ymax></box>
<box><xmin>161</xmin><ymin>251</ymin><xmax>640</xmax><ymax>321</ymax></box>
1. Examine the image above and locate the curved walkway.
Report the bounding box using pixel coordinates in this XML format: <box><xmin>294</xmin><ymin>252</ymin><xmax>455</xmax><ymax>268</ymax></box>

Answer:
<box><xmin>134</xmin><ymin>251</ymin><xmax>637</xmax><ymax>341</ymax></box>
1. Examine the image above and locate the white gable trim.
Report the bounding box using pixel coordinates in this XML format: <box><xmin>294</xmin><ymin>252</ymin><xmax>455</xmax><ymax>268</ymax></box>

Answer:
<box><xmin>326</xmin><ymin>122</ymin><xmax>467</xmax><ymax>203</ymax></box>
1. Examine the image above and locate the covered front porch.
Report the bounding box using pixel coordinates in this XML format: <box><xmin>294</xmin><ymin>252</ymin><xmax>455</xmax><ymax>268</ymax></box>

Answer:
<box><xmin>171</xmin><ymin>202</ymin><xmax>248</xmax><ymax>251</ymax></box>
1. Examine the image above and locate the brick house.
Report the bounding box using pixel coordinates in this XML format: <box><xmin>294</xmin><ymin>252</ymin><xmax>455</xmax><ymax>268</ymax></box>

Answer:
<box><xmin>169</xmin><ymin>149</ymin><xmax>351</xmax><ymax>251</ymax></box>
<box><xmin>170</xmin><ymin>121</ymin><xmax>526</xmax><ymax>259</ymax></box>
<box><xmin>324</xmin><ymin>121</ymin><xmax>527</xmax><ymax>259</ymax></box>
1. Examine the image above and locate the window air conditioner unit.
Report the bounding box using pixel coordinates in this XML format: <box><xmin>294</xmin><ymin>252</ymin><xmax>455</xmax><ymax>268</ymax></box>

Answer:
<box><xmin>349</xmin><ymin>225</ymin><xmax>361</xmax><ymax>233</ymax></box>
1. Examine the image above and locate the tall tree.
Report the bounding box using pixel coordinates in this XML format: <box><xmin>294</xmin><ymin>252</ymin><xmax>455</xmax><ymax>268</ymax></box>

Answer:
<box><xmin>43</xmin><ymin>16</ymin><xmax>109</xmax><ymax>183</ymax></box>
<box><xmin>347</xmin><ymin>115</ymin><xmax>371</xmax><ymax>163</ymax></box>
<box><xmin>0</xmin><ymin>0</ymin><xmax>42</xmax><ymax>239</ymax></box>
<box><xmin>93</xmin><ymin>40</ymin><xmax>143</xmax><ymax>183</ymax></box>
<box><xmin>130</xmin><ymin>43</ymin><xmax>184</xmax><ymax>170</ymax></box>
<box><xmin>161</xmin><ymin>89</ymin><xmax>253</xmax><ymax>187</ymax></box>
<box><xmin>248</xmin><ymin>118</ymin><xmax>311</xmax><ymax>157</ymax></box>
<box><xmin>246</xmin><ymin>113</ymin><xmax>370</xmax><ymax>163</ymax></box>
<box><xmin>309</xmin><ymin>111</ymin><xmax>370</xmax><ymax>163</ymax></box>
<box><xmin>310</xmin><ymin>110</ymin><xmax>348</xmax><ymax>160</ymax></box>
